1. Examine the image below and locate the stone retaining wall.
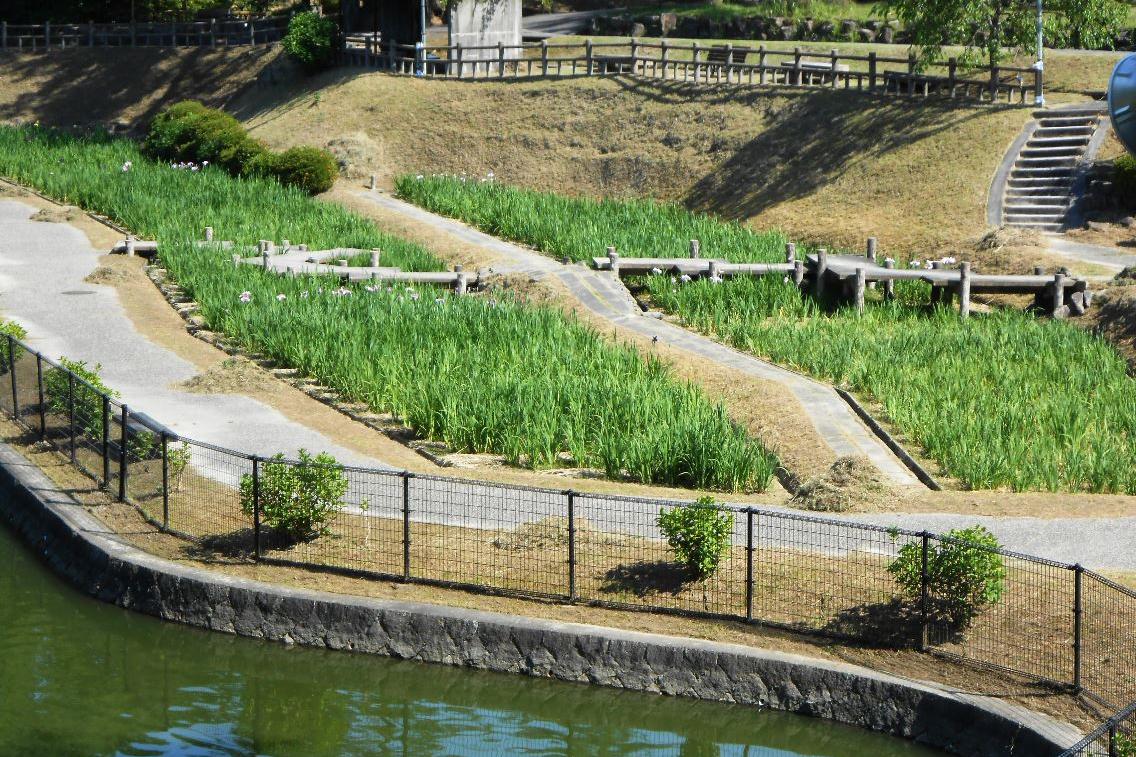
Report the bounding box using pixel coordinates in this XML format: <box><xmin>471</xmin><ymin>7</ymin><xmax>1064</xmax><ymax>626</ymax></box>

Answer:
<box><xmin>0</xmin><ymin>441</ymin><xmax>1080</xmax><ymax>756</ymax></box>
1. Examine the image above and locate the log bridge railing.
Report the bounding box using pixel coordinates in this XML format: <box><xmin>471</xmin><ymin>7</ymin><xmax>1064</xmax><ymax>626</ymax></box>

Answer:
<box><xmin>343</xmin><ymin>38</ymin><xmax>1041</xmax><ymax>106</ymax></box>
<box><xmin>593</xmin><ymin>238</ymin><xmax>1090</xmax><ymax>319</ymax></box>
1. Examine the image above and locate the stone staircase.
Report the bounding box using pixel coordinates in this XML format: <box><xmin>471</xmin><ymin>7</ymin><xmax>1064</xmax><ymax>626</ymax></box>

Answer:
<box><xmin>1002</xmin><ymin>107</ymin><xmax>1104</xmax><ymax>232</ymax></box>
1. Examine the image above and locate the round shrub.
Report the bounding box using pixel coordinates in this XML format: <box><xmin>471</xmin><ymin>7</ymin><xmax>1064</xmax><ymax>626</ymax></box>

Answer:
<box><xmin>282</xmin><ymin>12</ymin><xmax>339</xmax><ymax>70</ymax></box>
<box><xmin>239</xmin><ymin>449</ymin><xmax>348</xmax><ymax>541</ymax></box>
<box><xmin>145</xmin><ymin>100</ymin><xmax>266</xmax><ymax>175</ymax></box>
<box><xmin>657</xmin><ymin>496</ymin><xmax>732</xmax><ymax>580</ymax></box>
<box><xmin>888</xmin><ymin>525</ymin><xmax>1006</xmax><ymax>628</ymax></box>
<box><xmin>264</xmin><ymin>146</ymin><xmax>339</xmax><ymax>195</ymax></box>
<box><xmin>44</xmin><ymin>358</ymin><xmax>119</xmax><ymax>442</ymax></box>
<box><xmin>0</xmin><ymin>320</ymin><xmax>27</xmax><ymax>373</ymax></box>
<box><xmin>1114</xmin><ymin>154</ymin><xmax>1136</xmax><ymax>209</ymax></box>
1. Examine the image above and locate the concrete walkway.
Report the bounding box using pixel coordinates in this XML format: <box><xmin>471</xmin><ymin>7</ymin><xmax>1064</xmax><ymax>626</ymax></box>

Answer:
<box><xmin>0</xmin><ymin>200</ymin><xmax>391</xmax><ymax>470</ymax></box>
<box><xmin>1046</xmin><ymin>234</ymin><xmax>1136</xmax><ymax>272</ymax></box>
<box><xmin>359</xmin><ymin>190</ymin><xmax>920</xmax><ymax>488</ymax></box>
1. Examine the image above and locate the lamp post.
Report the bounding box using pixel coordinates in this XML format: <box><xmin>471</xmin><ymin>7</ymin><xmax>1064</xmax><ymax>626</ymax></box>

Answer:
<box><xmin>1035</xmin><ymin>0</ymin><xmax>1045</xmax><ymax>106</ymax></box>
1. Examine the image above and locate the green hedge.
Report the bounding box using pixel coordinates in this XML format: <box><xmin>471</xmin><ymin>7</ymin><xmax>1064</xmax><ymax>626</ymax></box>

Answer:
<box><xmin>145</xmin><ymin>101</ymin><xmax>338</xmax><ymax>195</ymax></box>
<box><xmin>282</xmin><ymin>11</ymin><xmax>339</xmax><ymax>70</ymax></box>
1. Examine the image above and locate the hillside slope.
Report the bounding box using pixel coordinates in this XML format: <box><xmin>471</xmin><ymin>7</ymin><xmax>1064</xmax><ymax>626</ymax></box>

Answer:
<box><xmin>234</xmin><ymin>70</ymin><xmax>1028</xmax><ymax>254</ymax></box>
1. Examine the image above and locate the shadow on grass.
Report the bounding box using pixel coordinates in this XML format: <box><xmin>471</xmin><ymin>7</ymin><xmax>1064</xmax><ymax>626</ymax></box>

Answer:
<box><xmin>600</xmin><ymin>559</ymin><xmax>692</xmax><ymax>597</ymax></box>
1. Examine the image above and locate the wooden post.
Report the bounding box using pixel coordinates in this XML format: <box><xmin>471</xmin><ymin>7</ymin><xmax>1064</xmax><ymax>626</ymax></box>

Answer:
<box><xmin>631</xmin><ymin>39</ymin><xmax>639</xmax><ymax>75</ymax></box>
<box><xmin>883</xmin><ymin>259</ymin><xmax>895</xmax><ymax>300</ymax></box>
<box><xmin>388</xmin><ymin>38</ymin><xmax>397</xmax><ymax>71</ymax></box>
<box><xmin>758</xmin><ymin>44</ymin><xmax>767</xmax><ymax>85</ymax></box>
<box><xmin>948</xmin><ymin>57</ymin><xmax>958</xmax><ymax>97</ymax></box>
<box><xmin>369</xmin><ymin>174</ymin><xmax>377</xmax><ymax>190</ymax></box>
<box><xmin>692</xmin><ymin>42</ymin><xmax>700</xmax><ymax>83</ymax></box>
<box><xmin>689</xmin><ymin>239</ymin><xmax>700</xmax><ymax>259</ymax></box>
<box><xmin>830</xmin><ymin>49</ymin><xmax>838</xmax><ymax>89</ymax></box>
<box><xmin>370</xmin><ymin>250</ymin><xmax>380</xmax><ymax>267</ymax></box>
<box><xmin>210</xmin><ymin>18</ymin><xmax>216</xmax><ymax>47</ymax></box>
<box><xmin>930</xmin><ymin>260</ymin><xmax>942</xmax><ymax>304</ymax></box>
<box><xmin>989</xmin><ymin>66</ymin><xmax>999</xmax><ymax>103</ymax></box>
<box><xmin>958</xmin><ymin>261</ymin><xmax>971</xmax><ymax>319</ymax></box>
<box><xmin>607</xmin><ymin>246</ymin><xmax>619</xmax><ymax>273</ymax></box>
<box><xmin>708</xmin><ymin>259</ymin><xmax>721</xmax><ymax>281</ymax></box>
<box><xmin>1034</xmin><ymin>266</ymin><xmax>1044</xmax><ymax>275</ymax></box>
<box><xmin>793</xmin><ymin>46</ymin><xmax>802</xmax><ymax>86</ymax></box>
<box><xmin>249</xmin><ymin>18</ymin><xmax>255</xmax><ymax>45</ymax></box>
<box><xmin>2</xmin><ymin>22</ymin><xmax>7</xmax><ymax>50</ymax></box>
<box><xmin>586</xmin><ymin>38</ymin><xmax>593</xmax><ymax>75</ymax></box>
<box><xmin>907</xmin><ymin>50</ymin><xmax>917</xmax><ymax>97</ymax></box>
<box><xmin>44</xmin><ymin>21</ymin><xmax>50</xmax><ymax>52</ymax></box>
<box><xmin>1052</xmin><ymin>272</ymin><xmax>1066</xmax><ymax>317</ymax></box>
<box><xmin>785</xmin><ymin>242</ymin><xmax>796</xmax><ymax>262</ymax></box>
<box><xmin>336</xmin><ymin>258</ymin><xmax>348</xmax><ymax>268</ymax></box>
<box><xmin>815</xmin><ymin>248</ymin><xmax>828</xmax><ymax>298</ymax></box>
<box><xmin>497</xmin><ymin>41</ymin><xmax>505</xmax><ymax>78</ymax></box>
<box><xmin>262</xmin><ymin>252</ymin><xmax>270</xmax><ymax>269</ymax></box>
<box><xmin>204</xmin><ymin>226</ymin><xmax>214</xmax><ymax>242</ymax></box>
<box><xmin>868</xmin><ymin>51</ymin><xmax>877</xmax><ymax>91</ymax></box>
<box><xmin>661</xmin><ymin>40</ymin><xmax>668</xmax><ymax>79</ymax></box>
<box><xmin>125</xmin><ymin>238</ymin><xmax>136</xmax><ymax>257</ymax></box>
<box><xmin>541</xmin><ymin>40</ymin><xmax>548</xmax><ymax>76</ymax></box>
<box><xmin>232</xmin><ymin>254</ymin><xmax>241</xmax><ymax>267</ymax></box>
<box><xmin>854</xmin><ymin>267</ymin><xmax>866</xmax><ymax>314</ymax></box>
<box><xmin>866</xmin><ymin>237</ymin><xmax>878</xmax><ymax>262</ymax></box>
<box><xmin>456</xmin><ymin>272</ymin><xmax>468</xmax><ymax>296</ymax></box>
<box><xmin>792</xmin><ymin>259</ymin><xmax>804</xmax><ymax>287</ymax></box>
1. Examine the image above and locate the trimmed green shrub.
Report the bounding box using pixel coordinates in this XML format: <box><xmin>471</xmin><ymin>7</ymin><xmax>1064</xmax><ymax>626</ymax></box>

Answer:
<box><xmin>0</xmin><ymin>320</ymin><xmax>27</xmax><ymax>373</ymax></box>
<box><xmin>239</xmin><ymin>448</ymin><xmax>348</xmax><ymax>541</ymax></box>
<box><xmin>282</xmin><ymin>11</ymin><xmax>339</xmax><ymax>70</ymax></box>
<box><xmin>888</xmin><ymin>525</ymin><xmax>1007</xmax><ymax>627</ymax></box>
<box><xmin>1114</xmin><ymin>154</ymin><xmax>1136</xmax><ymax>209</ymax></box>
<box><xmin>262</xmin><ymin>146</ymin><xmax>339</xmax><ymax>195</ymax></box>
<box><xmin>657</xmin><ymin>496</ymin><xmax>733</xmax><ymax>580</ymax></box>
<box><xmin>44</xmin><ymin>358</ymin><xmax>118</xmax><ymax>441</ymax></box>
<box><xmin>144</xmin><ymin>100</ymin><xmax>267</xmax><ymax>175</ymax></box>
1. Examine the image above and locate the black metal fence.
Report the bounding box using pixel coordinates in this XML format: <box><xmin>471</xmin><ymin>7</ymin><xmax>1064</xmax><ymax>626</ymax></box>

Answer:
<box><xmin>342</xmin><ymin>38</ymin><xmax>1041</xmax><ymax>106</ymax></box>
<box><xmin>1</xmin><ymin>334</ymin><xmax>1130</xmax><ymax>752</ymax></box>
<box><xmin>0</xmin><ymin>15</ymin><xmax>292</xmax><ymax>50</ymax></box>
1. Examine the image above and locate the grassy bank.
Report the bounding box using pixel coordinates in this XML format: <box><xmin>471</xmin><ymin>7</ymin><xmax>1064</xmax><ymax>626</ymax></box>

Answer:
<box><xmin>0</xmin><ymin>126</ymin><xmax>777</xmax><ymax>492</ymax></box>
<box><xmin>399</xmin><ymin>177</ymin><xmax>1136</xmax><ymax>493</ymax></box>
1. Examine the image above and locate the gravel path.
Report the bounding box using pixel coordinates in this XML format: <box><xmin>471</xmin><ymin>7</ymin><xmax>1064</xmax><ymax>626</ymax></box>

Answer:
<box><xmin>356</xmin><ymin>190</ymin><xmax>1136</xmax><ymax>570</ymax></box>
<box><xmin>0</xmin><ymin>200</ymin><xmax>391</xmax><ymax>470</ymax></box>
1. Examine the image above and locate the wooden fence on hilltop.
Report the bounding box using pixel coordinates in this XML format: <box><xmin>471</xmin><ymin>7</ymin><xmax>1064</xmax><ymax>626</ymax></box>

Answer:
<box><xmin>0</xmin><ymin>15</ymin><xmax>292</xmax><ymax>50</ymax></box>
<box><xmin>343</xmin><ymin>37</ymin><xmax>1042</xmax><ymax>106</ymax></box>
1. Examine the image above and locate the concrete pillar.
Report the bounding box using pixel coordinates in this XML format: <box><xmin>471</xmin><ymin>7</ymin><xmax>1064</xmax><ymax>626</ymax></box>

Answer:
<box><xmin>371</xmin><ymin>250</ymin><xmax>381</xmax><ymax>267</ymax></box>
<box><xmin>690</xmin><ymin>239</ymin><xmax>700</xmax><ymax>259</ymax></box>
<box><xmin>204</xmin><ymin>226</ymin><xmax>214</xmax><ymax>242</ymax></box>
<box><xmin>785</xmin><ymin>242</ymin><xmax>796</xmax><ymax>262</ymax></box>
<box><xmin>958</xmin><ymin>261</ymin><xmax>971</xmax><ymax>319</ymax></box>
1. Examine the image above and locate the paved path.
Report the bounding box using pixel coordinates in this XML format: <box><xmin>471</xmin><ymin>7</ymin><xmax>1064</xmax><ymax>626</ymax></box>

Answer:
<box><xmin>1045</xmin><ymin>234</ymin><xmax>1136</xmax><ymax>272</ymax></box>
<box><xmin>354</xmin><ymin>190</ymin><xmax>1136</xmax><ymax>570</ymax></box>
<box><xmin>0</xmin><ymin>200</ymin><xmax>391</xmax><ymax>470</ymax></box>
<box><xmin>522</xmin><ymin>9</ymin><xmax>620</xmax><ymax>40</ymax></box>
<box><xmin>359</xmin><ymin>190</ymin><xmax>920</xmax><ymax>488</ymax></box>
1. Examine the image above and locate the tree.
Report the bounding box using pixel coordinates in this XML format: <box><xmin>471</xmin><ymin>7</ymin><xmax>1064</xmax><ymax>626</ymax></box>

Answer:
<box><xmin>1051</xmin><ymin>0</ymin><xmax>1127</xmax><ymax>50</ymax></box>
<box><xmin>877</xmin><ymin>0</ymin><xmax>1037</xmax><ymax>68</ymax></box>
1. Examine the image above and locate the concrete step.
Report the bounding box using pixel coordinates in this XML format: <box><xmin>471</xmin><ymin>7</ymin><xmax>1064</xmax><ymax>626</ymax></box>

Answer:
<box><xmin>1037</xmin><ymin>115</ymin><xmax>1099</xmax><ymax>127</ymax></box>
<box><xmin>1034</xmin><ymin>107</ymin><xmax>1104</xmax><ymax>118</ymax></box>
<box><xmin>1004</xmin><ymin>203</ymin><xmax>1070</xmax><ymax>214</ymax></box>
<box><xmin>1029</xmin><ymin>136</ymin><xmax>1091</xmax><ymax>148</ymax></box>
<box><xmin>1032</xmin><ymin>127</ymin><xmax>1094</xmax><ymax>138</ymax></box>
<box><xmin>1004</xmin><ymin>221</ymin><xmax>1064</xmax><ymax>232</ymax></box>
<box><xmin>1009</xmin><ymin>167</ymin><xmax>1076</xmax><ymax>178</ymax></box>
<box><xmin>1004</xmin><ymin>212</ymin><xmax>1065</xmax><ymax>224</ymax></box>
<box><xmin>1014</xmin><ymin>157</ymin><xmax>1079</xmax><ymax>168</ymax></box>
<box><xmin>1005</xmin><ymin>192</ymin><xmax>1072</xmax><ymax>202</ymax></box>
<box><xmin>1020</xmin><ymin>146</ymin><xmax>1084</xmax><ymax>157</ymax></box>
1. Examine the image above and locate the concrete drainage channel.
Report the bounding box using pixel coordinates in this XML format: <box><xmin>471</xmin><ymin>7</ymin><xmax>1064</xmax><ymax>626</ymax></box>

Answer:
<box><xmin>0</xmin><ymin>441</ymin><xmax>1082</xmax><ymax>756</ymax></box>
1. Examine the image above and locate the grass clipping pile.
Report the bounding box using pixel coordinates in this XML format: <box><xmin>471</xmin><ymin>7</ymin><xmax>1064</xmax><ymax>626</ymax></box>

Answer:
<box><xmin>790</xmin><ymin>456</ymin><xmax>896</xmax><ymax>512</ymax></box>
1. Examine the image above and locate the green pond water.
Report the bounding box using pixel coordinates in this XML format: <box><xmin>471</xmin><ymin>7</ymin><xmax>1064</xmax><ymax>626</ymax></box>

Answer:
<box><xmin>0</xmin><ymin>523</ymin><xmax>943</xmax><ymax>757</ymax></box>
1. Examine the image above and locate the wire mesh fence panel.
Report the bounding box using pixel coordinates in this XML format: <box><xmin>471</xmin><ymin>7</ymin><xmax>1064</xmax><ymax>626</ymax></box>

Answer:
<box><xmin>1082</xmin><ymin>573</ymin><xmax>1136</xmax><ymax>711</ymax></box>
<box><xmin>8</xmin><ymin>340</ymin><xmax>37</xmax><ymax>433</ymax></box>
<box><xmin>167</xmin><ymin>440</ymin><xmax>253</xmax><ymax>546</ymax></box>
<box><xmin>408</xmin><ymin>476</ymin><xmax>568</xmax><ymax>598</ymax></box>
<box><xmin>123</xmin><ymin>415</ymin><xmax>165</xmax><ymax>523</ymax></box>
<box><xmin>70</xmin><ymin>380</ymin><xmax>110</xmax><ymax>483</ymax></box>
<box><xmin>573</xmin><ymin>494</ymin><xmax>747</xmax><ymax>618</ymax></box>
<box><xmin>927</xmin><ymin>547</ymin><xmax>1075</xmax><ymax>689</ymax></box>
<box><xmin>753</xmin><ymin>513</ymin><xmax>909</xmax><ymax>642</ymax></box>
<box><xmin>1060</xmin><ymin>701</ymin><xmax>1136</xmax><ymax>757</ymax></box>
<box><xmin>266</xmin><ymin>464</ymin><xmax>404</xmax><ymax>578</ymax></box>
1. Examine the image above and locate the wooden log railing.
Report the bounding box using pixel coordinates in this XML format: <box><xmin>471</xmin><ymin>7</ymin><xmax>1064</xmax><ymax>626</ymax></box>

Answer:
<box><xmin>342</xmin><ymin>38</ymin><xmax>1040</xmax><ymax>106</ymax></box>
<box><xmin>0</xmin><ymin>15</ymin><xmax>294</xmax><ymax>50</ymax></box>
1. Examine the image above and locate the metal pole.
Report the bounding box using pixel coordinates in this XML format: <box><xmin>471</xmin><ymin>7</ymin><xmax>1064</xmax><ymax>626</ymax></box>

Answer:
<box><xmin>402</xmin><ymin>472</ymin><xmax>412</xmax><ymax>580</ymax></box>
<box><xmin>118</xmin><ymin>405</ymin><xmax>127</xmax><ymax>501</ymax></box>
<box><xmin>101</xmin><ymin>395</ymin><xmax>110</xmax><ymax>485</ymax></box>
<box><xmin>746</xmin><ymin>509</ymin><xmax>755</xmax><ymax>622</ymax></box>
<box><xmin>567</xmin><ymin>490</ymin><xmax>577</xmax><ymax>602</ymax></box>
<box><xmin>161</xmin><ymin>432</ymin><xmax>169</xmax><ymax>530</ymax></box>
<box><xmin>419</xmin><ymin>0</ymin><xmax>427</xmax><ymax>46</ymax></box>
<box><xmin>8</xmin><ymin>335</ymin><xmax>18</xmax><ymax>419</ymax></box>
<box><xmin>252</xmin><ymin>456</ymin><xmax>261</xmax><ymax>559</ymax></box>
<box><xmin>920</xmin><ymin>531</ymin><xmax>931</xmax><ymax>651</ymax></box>
<box><xmin>36</xmin><ymin>353</ymin><xmax>45</xmax><ymax>437</ymax></box>
<box><xmin>1035</xmin><ymin>0</ymin><xmax>1045</xmax><ymax>107</ymax></box>
<box><xmin>1073</xmin><ymin>564</ymin><xmax>1083</xmax><ymax>693</ymax></box>
<box><xmin>67</xmin><ymin>372</ymin><xmax>76</xmax><ymax>462</ymax></box>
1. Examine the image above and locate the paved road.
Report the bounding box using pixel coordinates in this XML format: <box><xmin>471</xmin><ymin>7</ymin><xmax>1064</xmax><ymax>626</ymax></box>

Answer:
<box><xmin>1046</xmin><ymin>234</ymin><xmax>1136</xmax><ymax>272</ymax></box>
<box><xmin>522</xmin><ymin>9</ymin><xmax>619</xmax><ymax>40</ymax></box>
<box><xmin>0</xmin><ymin>200</ymin><xmax>390</xmax><ymax>470</ymax></box>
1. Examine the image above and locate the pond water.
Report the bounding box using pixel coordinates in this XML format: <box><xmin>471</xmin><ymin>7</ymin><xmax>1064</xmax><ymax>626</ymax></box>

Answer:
<box><xmin>0</xmin><ymin>522</ymin><xmax>943</xmax><ymax>756</ymax></box>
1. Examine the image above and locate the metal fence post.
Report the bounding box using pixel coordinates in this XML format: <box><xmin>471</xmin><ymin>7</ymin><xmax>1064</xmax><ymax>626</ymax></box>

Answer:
<box><xmin>1073</xmin><ymin>563</ymin><xmax>1083</xmax><ymax>693</ymax></box>
<box><xmin>8</xmin><ymin>335</ymin><xmax>18</xmax><ymax>418</ymax></box>
<box><xmin>36</xmin><ymin>353</ymin><xmax>45</xmax><ymax>437</ymax></box>
<box><xmin>161</xmin><ymin>431</ymin><xmax>169</xmax><ymax>530</ymax></box>
<box><xmin>402</xmin><ymin>471</ymin><xmax>412</xmax><ymax>580</ymax></box>
<box><xmin>251</xmin><ymin>456</ymin><xmax>261</xmax><ymax>559</ymax></box>
<box><xmin>566</xmin><ymin>489</ymin><xmax>577</xmax><ymax>602</ymax></box>
<box><xmin>1110</xmin><ymin>724</ymin><xmax>1120</xmax><ymax>757</ymax></box>
<box><xmin>67</xmin><ymin>372</ymin><xmax>76</xmax><ymax>461</ymax></box>
<box><xmin>101</xmin><ymin>394</ymin><xmax>110</xmax><ymax>485</ymax></box>
<box><xmin>746</xmin><ymin>509</ymin><xmax>755</xmax><ymax>622</ymax></box>
<box><xmin>118</xmin><ymin>405</ymin><xmax>128</xmax><ymax>501</ymax></box>
<box><xmin>920</xmin><ymin>531</ymin><xmax>930</xmax><ymax>651</ymax></box>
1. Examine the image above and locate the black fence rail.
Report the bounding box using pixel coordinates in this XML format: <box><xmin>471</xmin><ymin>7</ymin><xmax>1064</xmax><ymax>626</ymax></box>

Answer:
<box><xmin>0</xmin><ymin>334</ymin><xmax>1130</xmax><ymax>751</ymax></box>
<box><xmin>0</xmin><ymin>15</ymin><xmax>292</xmax><ymax>50</ymax></box>
<box><xmin>342</xmin><ymin>37</ymin><xmax>1041</xmax><ymax>106</ymax></box>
